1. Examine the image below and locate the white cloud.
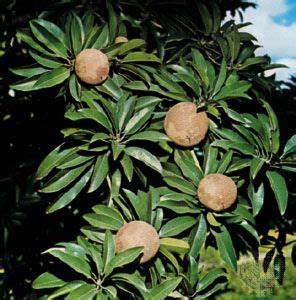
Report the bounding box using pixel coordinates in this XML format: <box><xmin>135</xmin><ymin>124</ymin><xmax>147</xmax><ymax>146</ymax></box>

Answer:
<box><xmin>226</xmin><ymin>0</ymin><xmax>296</xmax><ymax>81</ymax></box>
<box><xmin>265</xmin><ymin>58</ymin><xmax>296</xmax><ymax>81</ymax></box>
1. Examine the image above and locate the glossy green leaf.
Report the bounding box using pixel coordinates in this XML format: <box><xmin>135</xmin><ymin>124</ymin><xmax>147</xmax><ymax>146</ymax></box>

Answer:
<box><xmin>189</xmin><ymin>215</ymin><xmax>207</xmax><ymax>258</ymax></box>
<box><xmin>125</xmin><ymin>147</ymin><xmax>162</xmax><ymax>174</ymax></box>
<box><xmin>266</xmin><ymin>171</ymin><xmax>288</xmax><ymax>215</ymax></box>
<box><xmin>32</xmin><ymin>272</ymin><xmax>66</xmax><ymax>289</ymax></box>
<box><xmin>214</xmin><ymin>226</ymin><xmax>237</xmax><ymax>271</ymax></box>
<box><xmin>159</xmin><ymin>216</ymin><xmax>196</xmax><ymax>237</ymax></box>
<box><xmin>46</xmin><ymin>248</ymin><xmax>92</xmax><ymax>279</ymax></box>
<box><xmin>122</xmin><ymin>52</ymin><xmax>161</xmax><ymax>63</ymax></box>
<box><xmin>46</xmin><ymin>167</ymin><xmax>93</xmax><ymax>213</ymax></box>
<box><xmin>33</xmin><ymin>67</ymin><xmax>70</xmax><ymax>89</ymax></box>
<box><xmin>88</xmin><ymin>153</ymin><xmax>109</xmax><ymax>193</ymax></box>
<box><xmin>149</xmin><ymin>277</ymin><xmax>182</xmax><ymax>300</ymax></box>
<box><xmin>30</xmin><ymin>20</ymin><xmax>68</xmax><ymax>58</ymax></box>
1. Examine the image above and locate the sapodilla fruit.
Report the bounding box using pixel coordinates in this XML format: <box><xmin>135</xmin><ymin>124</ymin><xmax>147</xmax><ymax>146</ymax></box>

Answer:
<box><xmin>115</xmin><ymin>36</ymin><xmax>128</xmax><ymax>43</ymax></box>
<box><xmin>164</xmin><ymin>102</ymin><xmax>209</xmax><ymax>147</ymax></box>
<box><xmin>197</xmin><ymin>173</ymin><xmax>237</xmax><ymax>212</ymax></box>
<box><xmin>74</xmin><ymin>49</ymin><xmax>109</xmax><ymax>85</ymax></box>
<box><xmin>115</xmin><ymin>221</ymin><xmax>160</xmax><ymax>263</ymax></box>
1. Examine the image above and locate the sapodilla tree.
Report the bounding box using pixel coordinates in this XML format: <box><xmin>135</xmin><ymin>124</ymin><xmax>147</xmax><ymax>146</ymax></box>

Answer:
<box><xmin>9</xmin><ymin>0</ymin><xmax>295</xmax><ymax>298</ymax></box>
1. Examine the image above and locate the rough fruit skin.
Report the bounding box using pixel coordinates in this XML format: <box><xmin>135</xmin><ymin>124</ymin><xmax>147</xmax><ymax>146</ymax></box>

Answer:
<box><xmin>115</xmin><ymin>36</ymin><xmax>128</xmax><ymax>43</ymax></box>
<box><xmin>197</xmin><ymin>174</ymin><xmax>237</xmax><ymax>212</ymax></box>
<box><xmin>74</xmin><ymin>49</ymin><xmax>109</xmax><ymax>85</ymax></box>
<box><xmin>115</xmin><ymin>221</ymin><xmax>160</xmax><ymax>263</ymax></box>
<box><xmin>164</xmin><ymin>102</ymin><xmax>209</xmax><ymax>147</ymax></box>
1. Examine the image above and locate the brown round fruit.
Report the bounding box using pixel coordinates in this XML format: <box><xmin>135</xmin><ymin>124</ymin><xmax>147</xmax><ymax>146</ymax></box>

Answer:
<box><xmin>115</xmin><ymin>221</ymin><xmax>160</xmax><ymax>264</ymax></box>
<box><xmin>115</xmin><ymin>36</ymin><xmax>128</xmax><ymax>43</ymax></box>
<box><xmin>164</xmin><ymin>102</ymin><xmax>209</xmax><ymax>147</ymax></box>
<box><xmin>74</xmin><ymin>49</ymin><xmax>109</xmax><ymax>85</ymax></box>
<box><xmin>197</xmin><ymin>173</ymin><xmax>237</xmax><ymax>212</ymax></box>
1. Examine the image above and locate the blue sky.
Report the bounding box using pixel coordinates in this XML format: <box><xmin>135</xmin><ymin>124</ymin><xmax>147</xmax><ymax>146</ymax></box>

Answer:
<box><xmin>228</xmin><ymin>0</ymin><xmax>296</xmax><ymax>81</ymax></box>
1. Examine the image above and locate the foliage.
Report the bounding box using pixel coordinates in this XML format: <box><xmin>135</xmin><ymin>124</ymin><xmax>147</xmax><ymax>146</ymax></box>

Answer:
<box><xmin>1</xmin><ymin>0</ymin><xmax>295</xmax><ymax>299</ymax></box>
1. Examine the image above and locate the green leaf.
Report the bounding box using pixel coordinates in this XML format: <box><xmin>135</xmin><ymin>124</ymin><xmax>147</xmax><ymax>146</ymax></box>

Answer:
<box><xmin>250</xmin><ymin>157</ymin><xmax>265</xmax><ymax>179</ymax></box>
<box><xmin>30</xmin><ymin>20</ymin><xmax>68</xmax><ymax>58</ymax></box>
<box><xmin>106</xmin><ymin>247</ymin><xmax>143</xmax><ymax>275</ymax></box>
<box><xmin>174</xmin><ymin>150</ymin><xmax>202</xmax><ymax>185</ymax></box>
<box><xmin>159</xmin><ymin>246</ymin><xmax>180</xmax><ymax>273</ymax></box>
<box><xmin>212</xmin><ymin>60</ymin><xmax>227</xmax><ymax>96</ymax></box>
<box><xmin>46</xmin><ymin>248</ymin><xmax>92</xmax><ymax>279</ymax></box>
<box><xmin>124</xmin><ymin>107</ymin><xmax>153</xmax><ymax>135</ymax></box>
<box><xmin>71</xmin><ymin>13</ymin><xmax>85</xmax><ymax>55</ymax></box>
<box><xmin>197</xmin><ymin>2</ymin><xmax>213</xmax><ymax>34</ymax></box>
<box><xmin>274</xmin><ymin>253</ymin><xmax>285</xmax><ymax>284</ymax></box>
<box><xmin>33</xmin><ymin>67</ymin><xmax>70</xmax><ymax>90</ymax></box>
<box><xmin>282</xmin><ymin>135</ymin><xmax>296</xmax><ymax>158</ymax></box>
<box><xmin>32</xmin><ymin>272</ymin><xmax>66</xmax><ymax>289</ymax></box>
<box><xmin>103</xmin><ymin>230</ymin><xmax>116</xmax><ymax>273</ymax></box>
<box><xmin>249</xmin><ymin>182</ymin><xmax>265</xmax><ymax>216</ymax></box>
<box><xmin>92</xmin><ymin>205</ymin><xmax>124</xmax><ymax>226</ymax></box>
<box><xmin>10</xmin><ymin>65</ymin><xmax>48</xmax><ymax>78</ymax></box>
<box><xmin>214</xmin><ymin>226</ymin><xmax>237</xmax><ymax>271</ymax></box>
<box><xmin>92</xmin><ymin>24</ymin><xmax>109</xmax><ymax>49</ymax></box>
<box><xmin>204</xmin><ymin>146</ymin><xmax>218</xmax><ymax>175</ymax></box>
<box><xmin>36</xmin><ymin>145</ymin><xmax>76</xmax><ymax>179</ymax></box>
<box><xmin>122</xmin><ymin>52</ymin><xmax>161</xmax><ymax>63</ymax></box>
<box><xmin>111</xmin><ymin>272</ymin><xmax>148</xmax><ymax>296</ymax></box>
<box><xmin>88</xmin><ymin>153</ymin><xmax>109</xmax><ymax>193</ymax></box>
<box><xmin>159</xmin><ymin>216</ymin><xmax>196</xmax><ymax>237</ymax></box>
<box><xmin>163</xmin><ymin>176</ymin><xmax>196</xmax><ymax>196</ymax></box>
<box><xmin>46</xmin><ymin>167</ymin><xmax>93</xmax><ymax>213</ymax></box>
<box><xmin>149</xmin><ymin>277</ymin><xmax>182</xmax><ymax>300</ymax></box>
<box><xmin>189</xmin><ymin>215</ymin><xmax>207</xmax><ymax>258</ymax></box>
<box><xmin>120</xmin><ymin>154</ymin><xmax>134</xmax><ymax>182</ymax></box>
<box><xmin>69</xmin><ymin>74</ymin><xmax>81</xmax><ymax>102</ymax></box>
<box><xmin>48</xmin><ymin>281</ymin><xmax>85</xmax><ymax>299</ymax></box>
<box><xmin>160</xmin><ymin>238</ymin><xmax>190</xmax><ymax>254</ymax></box>
<box><xmin>197</xmin><ymin>268</ymin><xmax>226</xmax><ymax>292</ymax></box>
<box><xmin>215</xmin><ymin>81</ymin><xmax>252</xmax><ymax>101</ymax></box>
<box><xmin>16</xmin><ymin>29</ymin><xmax>53</xmax><ymax>56</ymax></box>
<box><xmin>191</xmin><ymin>49</ymin><xmax>209</xmax><ymax>87</ymax></box>
<box><xmin>125</xmin><ymin>147</ymin><xmax>162</xmax><ymax>174</ymax></box>
<box><xmin>80</xmin><ymin>108</ymin><xmax>112</xmax><ymax>132</ymax></box>
<box><xmin>33</xmin><ymin>19</ymin><xmax>69</xmax><ymax>49</ymax></box>
<box><xmin>10</xmin><ymin>76</ymin><xmax>39</xmax><ymax>91</ymax></box>
<box><xmin>118</xmin><ymin>39</ymin><xmax>145</xmax><ymax>55</ymax></box>
<box><xmin>263</xmin><ymin>248</ymin><xmax>275</xmax><ymax>273</ymax></box>
<box><xmin>217</xmin><ymin>151</ymin><xmax>233</xmax><ymax>173</ymax></box>
<box><xmin>83</xmin><ymin>213</ymin><xmax>122</xmax><ymax>231</ymax></box>
<box><xmin>128</xmin><ymin>131</ymin><xmax>169</xmax><ymax>143</ymax></box>
<box><xmin>29</xmin><ymin>50</ymin><xmax>63</xmax><ymax>68</ymax></box>
<box><xmin>66</xmin><ymin>284</ymin><xmax>97</xmax><ymax>300</ymax></box>
<box><xmin>266</xmin><ymin>171</ymin><xmax>288</xmax><ymax>215</ymax></box>
<box><xmin>107</xmin><ymin>1</ymin><xmax>118</xmax><ymax>41</ymax></box>
<box><xmin>42</xmin><ymin>163</ymin><xmax>90</xmax><ymax>193</ymax></box>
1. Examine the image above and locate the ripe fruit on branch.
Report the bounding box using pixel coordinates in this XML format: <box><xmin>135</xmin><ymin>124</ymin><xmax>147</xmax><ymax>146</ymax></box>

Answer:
<box><xmin>164</xmin><ymin>102</ymin><xmax>209</xmax><ymax>147</ymax></box>
<box><xmin>115</xmin><ymin>221</ymin><xmax>160</xmax><ymax>263</ymax></box>
<box><xmin>115</xmin><ymin>36</ymin><xmax>128</xmax><ymax>43</ymax></box>
<box><xmin>74</xmin><ymin>49</ymin><xmax>109</xmax><ymax>85</ymax></box>
<box><xmin>197</xmin><ymin>173</ymin><xmax>237</xmax><ymax>212</ymax></box>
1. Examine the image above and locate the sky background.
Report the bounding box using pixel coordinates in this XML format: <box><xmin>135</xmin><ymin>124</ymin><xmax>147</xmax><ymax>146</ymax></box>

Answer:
<box><xmin>227</xmin><ymin>0</ymin><xmax>296</xmax><ymax>82</ymax></box>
